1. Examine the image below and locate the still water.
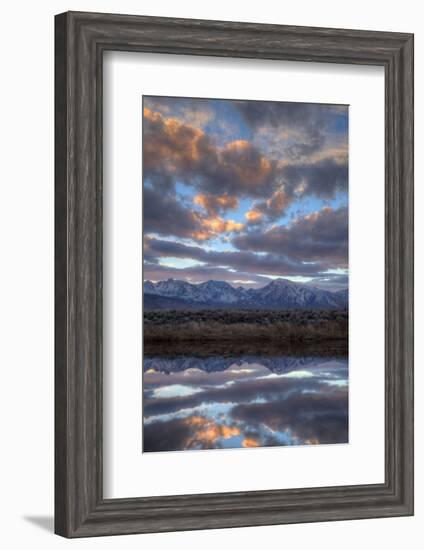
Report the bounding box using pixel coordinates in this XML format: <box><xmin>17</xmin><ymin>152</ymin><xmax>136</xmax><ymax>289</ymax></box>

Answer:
<box><xmin>143</xmin><ymin>351</ymin><xmax>348</xmax><ymax>453</ymax></box>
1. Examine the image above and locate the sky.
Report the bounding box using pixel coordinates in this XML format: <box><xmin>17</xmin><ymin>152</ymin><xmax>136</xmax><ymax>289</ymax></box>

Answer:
<box><xmin>143</xmin><ymin>96</ymin><xmax>348</xmax><ymax>291</ymax></box>
<box><xmin>143</xmin><ymin>357</ymin><xmax>348</xmax><ymax>452</ymax></box>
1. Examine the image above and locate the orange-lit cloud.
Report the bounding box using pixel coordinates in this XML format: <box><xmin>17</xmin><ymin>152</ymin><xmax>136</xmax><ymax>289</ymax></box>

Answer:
<box><xmin>142</xmin><ymin>98</ymin><xmax>348</xmax><ymax>286</ymax></box>
<box><xmin>233</xmin><ymin>205</ymin><xmax>348</xmax><ymax>267</ymax></box>
<box><xmin>185</xmin><ymin>416</ymin><xmax>241</xmax><ymax>447</ymax></box>
<box><xmin>242</xmin><ymin>437</ymin><xmax>260</xmax><ymax>448</ymax></box>
<box><xmin>304</xmin><ymin>206</ymin><xmax>333</xmax><ymax>222</ymax></box>
<box><xmin>192</xmin><ymin>215</ymin><xmax>244</xmax><ymax>240</ymax></box>
<box><xmin>245</xmin><ymin>210</ymin><xmax>262</xmax><ymax>223</ymax></box>
<box><xmin>246</xmin><ymin>190</ymin><xmax>290</xmax><ymax>222</ymax></box>
<box><xmin>143</xmin><ymin>108</ymin><xmax>277</xmax><ymax>198</ymax></box>
<box><xmin>220</xmin><ymin>140</ymin><xmax>273</xmax><ymax>190</ymax></box>
<box><xmin>226</xmin><ymin>139</ymin><xmax>250</xmax><ymax>151</ymax></box>
<box><xmin>194</xmin><ymin>193</ymin><xmax>239</xmax><ymax>215</ymax></box>
<box><xmin>143</xmin><ymin>107</ymin><xmax>205</xmax><ymax>172</ymax></box>
<box><xmin>267</xmin><ymin>190</ymin><xmax>288</xmax><ymax>212</ymax></box>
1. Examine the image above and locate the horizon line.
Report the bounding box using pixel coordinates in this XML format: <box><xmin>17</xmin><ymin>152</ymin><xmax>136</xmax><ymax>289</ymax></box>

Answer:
<box><xmin>144</xmin><ymin>277</ymin><xmax>348</xmax><ymax>292</ymax></box>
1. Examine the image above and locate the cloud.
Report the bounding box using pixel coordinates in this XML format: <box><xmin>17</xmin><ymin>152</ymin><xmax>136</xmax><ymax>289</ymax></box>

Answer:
<box><xmin>144</xmin><ymin>184</ymin><xmax>243</xmax><ymax>241</ymax></box>
<box><xmin>143</xmin><ymin>358</ymin><xmax>349</xmax><ymax>451</ymax></box>
<box><xmin>245</xmin><ymin>210</ymin><xmax>263</xmax><ymax>223</ymax></box>
<box><xmin>248</xmin><ymin>189</ymin><xmax>290</xmax><ymax>222</ymax></box>
<box><xmin>144</xmin><ymin>107</ymin><xmax>279</xmax><ymax>199</ymax></box>
<box><xmin>143</xmin><ymin>362</ymin><xmax>347</xmax><ymax>421</ymax></box>
<box><xmin>233</xmin><ymin>206</ymin><xmax>348</xmax><ymax>268</ymax></box>
<box><xmin>185</xmin><ymin>416</ymin><xmax>241</xmax><ymax>448</ymax></box>
<box><xmin>144</xmin><ymin>104</ymin><xmax>347</xmax><ymax>229</ymax></box>
<box><xmin>193</xmin><ymin>216</ymin><xmax>244</xmax><ymax>240</ymax></box>
<box><xmin>143</xmin><ymin>414</ymin><xmax>241</xmax><ymax>452</ymax></box>
<box><xmin>144</xmin><ymin>235</ymin><xmax>332</xmax><ymax>278</ymax></box>
<box><xmin>309</xmin><ymin>274</ymin><xmax>349</xmax><ymax>292</ymax></box>
<box><xmin>281</xmin><ymin>156</ymin><xmax>348</xmax><ymax>199</ymax></box>
<box><xmin>143</xmin><ymin>186</ymin><xmax>200</xmax><ymax>238</ymax></box>
<box><xmin>242</xmin><ymin>437</ymin><xmax>260</xmax><ymax>448</ymax></box>
<box><xmin>231</xmin><ymin>388</ymin><xmax>348</xmax><ymax>445</ymax></box>
<box><xmin>194</xmin><ymin>193</ymin><xmax>239</xmax><ymax>215</ymax></box>
<box><xmin>143</xmin><ymin>263</ymin><xmax>272</xmax><ymax>287</ymax></box>
<box><xmin>142</xmin><ymin>98</ymin><xmax>349</xmax><ymax>287</ymax></box>
<box><xmin>244</xmin><ymin>155</ymin><xmax>347</xmax><ymax>224</ymax></box>
<box><xmin>144</xmin><ymin>205</ymin><xmax>348</xmax><ymax>285</ymax></box>
<box><xmin>235</xmin><ymin>100</ymin><xmax>348</xmax><ymax>162</ymax></box>
<box><xmin>143</xmin><ymin>107</ymin><xmax>207</xmax><ymax>176</ymax></box>
<box><xmin>144</xmin><ymin>96</ymin><xmax>214</xmax><ymax>128</ymax></box>
<box><xmin>143</xmin><ymin>417</ymin><xmax>193</xmax><ymax>452</ymax></box>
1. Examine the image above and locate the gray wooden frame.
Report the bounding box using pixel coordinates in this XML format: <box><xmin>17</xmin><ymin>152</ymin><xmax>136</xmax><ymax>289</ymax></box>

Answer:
<box><xmin>55</xmin><ymin>11</ymin><xmax>414</xmax><ymax>538</ymax></box>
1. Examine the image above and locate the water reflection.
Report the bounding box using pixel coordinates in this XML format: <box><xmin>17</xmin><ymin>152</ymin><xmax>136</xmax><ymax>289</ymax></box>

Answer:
<box><xmin>143</xmin><ymin>349</ymin><xmax>348</xmax><ymax>452</ymax></box>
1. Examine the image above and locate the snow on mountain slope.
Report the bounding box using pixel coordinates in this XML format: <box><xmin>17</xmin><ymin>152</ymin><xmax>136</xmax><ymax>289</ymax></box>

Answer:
<box><xmin>144</xmin><ymin>278</ymin><xmax>348</xmax><ymax>309</ymax></box>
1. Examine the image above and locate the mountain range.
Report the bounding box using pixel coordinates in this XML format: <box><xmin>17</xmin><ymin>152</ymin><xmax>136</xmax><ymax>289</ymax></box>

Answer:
<box><xmin>144</xmin><ymin>353</ymin><xmax>346</xmax><ymax>375</ymax></box>
<box><xmin>144</xmin><ymin>278</ymin><xmax>348</xmax><ymax>310</ymax></box>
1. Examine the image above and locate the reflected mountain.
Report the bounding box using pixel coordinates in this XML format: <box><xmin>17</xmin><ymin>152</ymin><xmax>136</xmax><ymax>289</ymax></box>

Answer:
<box><xmin>143</xmin><ymin>347</ymin><xmax>348</xmax><ymax>453</ymax></box>
<box><xmin>144</xmin><ymin>354</ymin><xmax>345</xmax><ymax>375</ymax></box>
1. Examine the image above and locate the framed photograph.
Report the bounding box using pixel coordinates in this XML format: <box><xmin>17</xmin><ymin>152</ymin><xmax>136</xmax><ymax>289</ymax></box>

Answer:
<box><xmin>55</xmin><ymin>11</ymin><xmax>414</xmax><ymax>537</ymax></box>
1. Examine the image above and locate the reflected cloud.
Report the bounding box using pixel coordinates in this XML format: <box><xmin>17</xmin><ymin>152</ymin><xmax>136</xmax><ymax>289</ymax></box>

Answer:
<box><xmin>143</xmin><ymin>352</ymin><xmax>348</xmax><ymax>452</ymax></box>
<box><xmin>242</xmin><ymin>437</ymin><xmax>260</xmax><ymax>448</ymax></box>
<box><xmin>152</xmin><ymin>384</ymin><xmax>204</xmax><ymax>399</ymax></box>
<box><xmin>186</xmin><ymin>416</ymin><xmax>241</xmax><ymax>449</ymax></box>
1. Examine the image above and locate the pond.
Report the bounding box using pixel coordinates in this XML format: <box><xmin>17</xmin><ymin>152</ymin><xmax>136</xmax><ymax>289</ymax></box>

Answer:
<box><xmin>143</xmin><ymin>347</ymin><xmax>348</xmax><ymax>453</ymax></box>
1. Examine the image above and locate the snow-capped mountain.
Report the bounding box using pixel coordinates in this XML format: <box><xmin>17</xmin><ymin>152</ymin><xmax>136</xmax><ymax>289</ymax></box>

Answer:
<box><xmin>145</xmin><ymin>279</ymin><xmax>241</xmax><ymax>304</ymax></box>
<box><xmin>246</xmin><ymin>279</ymin><xmax>345</xmax><ymax>309</ymax></box>
<box><xmin>144</xmin><ymin>353</ymin><xmax>345</xmax><ymax>375</ymax></box>
<box><xmin>144</xmin><ymin>278</ymin><xmax>348</xmax><ymax>310</ymax></box>
<box><xmin>334</xmin><ymin>288</ymin><xmax>349</xmax><ymax>303</ymax></box>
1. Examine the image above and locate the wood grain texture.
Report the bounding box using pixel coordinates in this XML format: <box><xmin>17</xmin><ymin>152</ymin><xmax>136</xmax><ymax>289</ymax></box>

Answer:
<box><xmin>54</xmin><ymin>11</ymin><xmax>414</xmax><ymax>538</ymax></box>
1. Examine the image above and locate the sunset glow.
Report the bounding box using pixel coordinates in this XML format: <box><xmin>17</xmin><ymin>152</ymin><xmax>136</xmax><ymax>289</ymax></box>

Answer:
<box><xmin>143</xmin><ymin>96</ymin><xmax>348</xmax><ymax>291</ymax></box>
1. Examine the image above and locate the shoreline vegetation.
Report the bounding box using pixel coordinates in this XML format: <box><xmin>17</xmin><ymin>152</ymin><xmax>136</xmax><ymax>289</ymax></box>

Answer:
<box><xmin>144</xmin><ymin>339</ymin><xmax>348</xmax><ymax>360</ymax></box>
<box><xmin>144</xmin><ymin>308</ymin><xmax>348</xmax><ymax>345</ymax></box>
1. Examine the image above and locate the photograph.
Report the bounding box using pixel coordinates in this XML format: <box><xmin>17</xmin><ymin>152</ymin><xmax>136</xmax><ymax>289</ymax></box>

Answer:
<box><xmin>0</xmin><ymin>1</ymin><xmax>415</xmax><ymax>544</ymax></box>
<box><xmin>142</xmin><ymin>96</ymin><xmax>349</xmax><ymax>453</ymax></box>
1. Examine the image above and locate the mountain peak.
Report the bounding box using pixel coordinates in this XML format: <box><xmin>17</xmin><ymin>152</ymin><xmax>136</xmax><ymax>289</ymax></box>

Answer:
<box><xmin>144</xmin><ymin>278</ymin><xmax>348</xmax><ymax>310</ymax></box>
<box><xmin>200</xmin><ymin>280</ymin><xmax>232</xmax><ymax>288</ymax></box>
<box><xmin>267</xmin><ymin>278</ymin><xmax>293</xmax><ymax>287</ymax></box>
